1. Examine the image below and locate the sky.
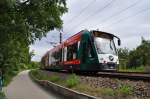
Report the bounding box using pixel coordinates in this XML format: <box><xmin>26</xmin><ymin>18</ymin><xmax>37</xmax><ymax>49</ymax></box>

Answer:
<box><xmin>30</xmin><ymin>0</ymin><xmax>150</xmax><ymax>61</ymax></box>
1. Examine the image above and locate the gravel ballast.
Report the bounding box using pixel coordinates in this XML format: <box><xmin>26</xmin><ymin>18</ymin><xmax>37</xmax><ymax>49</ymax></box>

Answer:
<box><xmin>39</xmin><ymin>70</ymin><xmax>150</xmax><ymax>98</ymax></box>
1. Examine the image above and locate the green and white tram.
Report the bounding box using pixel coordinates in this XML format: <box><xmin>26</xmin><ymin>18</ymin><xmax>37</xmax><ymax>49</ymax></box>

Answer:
<box><xmin>41</xmin><ymin>30</ymin><xmax>121</xmax><ymax>72</ymax></box>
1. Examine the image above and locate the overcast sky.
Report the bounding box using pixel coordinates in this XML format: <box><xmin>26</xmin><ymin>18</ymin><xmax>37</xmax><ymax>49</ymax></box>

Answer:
<box><xmin>30</xmin><ymin>0</ymin><xmax>150</xmax><ymax>61</ymax></box>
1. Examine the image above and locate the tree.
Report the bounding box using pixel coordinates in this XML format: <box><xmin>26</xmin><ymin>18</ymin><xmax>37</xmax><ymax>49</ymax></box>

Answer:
<box><xmin>118</xmin><ymin>38</ymin><xmax>150</xmax><ymax>70</ymax></box>
<box><xmin>0</xmin><ymin>0</ymin><xmax>67</xmax><ymax>85</ymax></box>
<box><xmin>118</xmin><ymin>48</ymin><xmax>129</xmax><ymax>69</ymax></box>
<box><xmin>128</xmin><ymin>38</ymin><xmax>150</xmax><ymax>68</ymax></box>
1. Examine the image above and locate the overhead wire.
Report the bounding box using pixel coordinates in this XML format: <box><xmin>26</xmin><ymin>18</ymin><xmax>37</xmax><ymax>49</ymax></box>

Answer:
<box><xmin>62</xmin><ymin>0</ymin><xmax>96</xmax><ymax>40</ymax></box>
<box><xmin>91</xmin><ymin>0</ymin><xmax>141</xmax><ymax>28</ymax></box>
<box><xmin>102</xmin><ymin>6</ymin><xmax>150</xmax><ymax>28</ymax></box>
<box><xmin>63</xmin><ymin>0</ymin><xmax>149</xmax><ymax>40</ymax></box>
<box><xmin>66</xmin><ymin>0</ymin><xmax>116</xmax><ymax>33</ymax></box>
<box><xmin>66</xmin><ymin>0</ymin><xmax>96</xmax><ymax>24</ymax></box>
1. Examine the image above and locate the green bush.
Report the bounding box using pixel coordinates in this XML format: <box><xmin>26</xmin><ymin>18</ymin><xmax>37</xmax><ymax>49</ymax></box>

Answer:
<box><xmin>28</xmin><ymin>62</ymin><xmax>40</xmax><ymax>69</ymax></box>
<box><xmin>66</xmin><ymin>74</ymin><xmax>79</xmax><ymax>88</ymax></box>
<box><xmin>4</xmin><ymin>70</ymin><xmax>19</xmax><ymax>86</ymax></box>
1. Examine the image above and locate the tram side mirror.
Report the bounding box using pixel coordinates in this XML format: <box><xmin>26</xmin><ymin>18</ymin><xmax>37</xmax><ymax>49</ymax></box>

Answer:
<box><xmin>118</xmin><ymin>39</ymin><xmax>121</xmax><ymax>46</ymax></box>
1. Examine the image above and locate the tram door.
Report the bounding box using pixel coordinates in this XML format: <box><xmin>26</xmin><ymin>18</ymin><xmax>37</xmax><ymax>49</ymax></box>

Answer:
<box><xmin>81</xmin><ymin>38</ymin><xmax>97</xmax><ymax>71</ymax></box>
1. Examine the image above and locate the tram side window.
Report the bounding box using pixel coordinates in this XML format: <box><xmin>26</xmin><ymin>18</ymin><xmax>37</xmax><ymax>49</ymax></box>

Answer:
<box><xmin>67</xmin><ymin>45</ymin><xmax>72</xmax><ymax>61</ymax></box>
<box><xmin>64</xmin><ymin>47</ymin><xmax>67</xmax><ymax>61</ymax></box>
<box><xmin>72</xmin><ymin>43</ymin><xmax>78</xmax><ymax>59</ymax></box>
<box><xmin>67</xmin><ymin>43</ymin><xmax>78</xmax><ymax>61</ymax></box>
<box><xmin>54</xmin><ymin>49</ymin><xmax>62</xmax><ymax>62</ymax></box>
<box><xmin>59</xmin><ymin>49</ymin><xmax>62</xmax><ymax>62</ymax></box>
<box><xmin>49</xmin><ymin>52</ymin><xmax>52</xmax><ymax>65</ymax></box>
<box><xmin>59</xmin><ymin>49</ymin><xmax>63</xmax><ymax>62</ymax></box>
<box><xmin>51</xmin><ymin>50</ymin><xmax>60</xmax><ymax>65</ymax></box>
<box><xmin>46</xmin><ymin>55</ymin><xmax>49</xmax><ymax>66</ymax></box>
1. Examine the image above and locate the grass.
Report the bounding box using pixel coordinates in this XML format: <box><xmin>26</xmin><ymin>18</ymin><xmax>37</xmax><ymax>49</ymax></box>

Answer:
<box><xmin>30</xmin><ymin>70</ymin><xmax>135</xmax><ymax>99</ymax></box>
<box><xmin>101</xmin><ymin>88</ymin><xmax>114</xmax><ymax>96</ymax></box>
<box><xmin>4</xmin><ymin>66</ymin><xmax>33</xmax><ymax>86</ymax></box>
<box><xmin>73</xmin><ymin>84</ymin><xmax>103</xmax><ymax>97</ymax></box>
<box><xmin>73</xmin><ymin>84</ymin><xmax>133</xmax><ymax>99</ymax></box>
<box><xmin>119</xmin><ymin>65</ymin><xmax>150</xmax><ymax>73</ymax></box>
<box><xmin>30</xmin><ymin>70</ymin><xmax>61</xmax><ymax>83</ymax></box>
<box><xmin>4</xmin><ymin>70</ymin><xmax>19</xmax><ymax>86</ymax></box>
<box><xmin>116</xmin><ymin>85</ymin><xmax>133</xmax><ymax>97</ymax></box>
<box><xmin>144</xmin><ymin>66</ymin><xmax>150</xmax><ymax>73</ymax></box>
<box><xmin>30</xmin><ymin>70</ymin><xmax>43</xmax><ymax>80</ymax></box>
<box><xmin>30</xmin><ymin>70</ymin><xmax>79</xmax><ymax>88</ymax></box>
<box><xmin>48</xmin><ymin>75</ymin><xmax>60</xmax><ymax>82</ymax></box>
<box><xmin>0</xmin><ymin>92</ymin><xmax>5</xmax><ymax>99</ymax></box>
<box><xmin>119</xmin><ymin>66</ymin><xmax>145</xmax><ymax>72</ymax></box>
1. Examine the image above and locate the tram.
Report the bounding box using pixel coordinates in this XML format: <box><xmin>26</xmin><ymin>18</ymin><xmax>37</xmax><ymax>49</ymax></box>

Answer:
<box><xmin>41</xmin><ymin>30</ymin><xmax>121</xmax><ymax>72</ymax></box>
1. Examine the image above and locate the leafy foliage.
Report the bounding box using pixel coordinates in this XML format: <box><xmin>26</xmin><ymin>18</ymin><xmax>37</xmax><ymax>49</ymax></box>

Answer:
<box><xmin>118</xmin><ymin>38</ymin><xmax>150</xmax><ymax>72</ymax></box>
<box><xmin>0</xmin><ymin>0</ymin><xmax>67</xmax><ymax>85</ymax></box>
<box><xmin>128</xmin><ymin>39</ymin><xmax>150</xmax><ymax>68</ymax></box>
<box><xmin>118</xmin><ymin>48</ymin><xmax>129</xmax><ymax>69</ymax></box>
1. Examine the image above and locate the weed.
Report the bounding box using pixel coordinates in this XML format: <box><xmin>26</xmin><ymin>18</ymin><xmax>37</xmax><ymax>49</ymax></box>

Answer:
<box><xmin>65</xmin><ymin>74</ymin><xmax>79</xmax><ymax>88</ymax></box>
<box><xmin>117</xmin><ymin>85</ymin><xmax>133</xmax><ymax>97</ymax></box>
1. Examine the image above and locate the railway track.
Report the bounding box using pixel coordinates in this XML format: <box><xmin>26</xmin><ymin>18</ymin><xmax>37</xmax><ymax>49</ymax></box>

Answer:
<box><xmin>97</xmin><ymin>72</ymin><xmax>150</xmax><ymax>81</ymax></box>
<box><xmin>44</xmin><ymin>70</ymin><xmax>150</xmax><ymax>81</ymax></box>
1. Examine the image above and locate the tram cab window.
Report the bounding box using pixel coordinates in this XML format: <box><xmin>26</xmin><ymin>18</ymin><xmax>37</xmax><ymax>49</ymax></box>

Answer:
<box><xmin>67</xmin><ymin>43</ymin><xmax>78</xmax><ymax>61</ymax></box>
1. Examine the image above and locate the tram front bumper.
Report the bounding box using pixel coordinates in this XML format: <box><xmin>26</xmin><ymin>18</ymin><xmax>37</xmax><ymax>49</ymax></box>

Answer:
<box><xmin>100</xmin><ymin>63</ymin><xmax>118</xmax><ymax>71</ymax></box>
